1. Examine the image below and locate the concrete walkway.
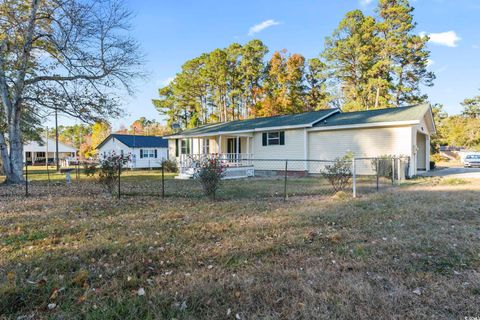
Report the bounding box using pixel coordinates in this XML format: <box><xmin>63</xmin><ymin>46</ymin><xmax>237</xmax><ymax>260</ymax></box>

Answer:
<box><xmin>420</xmin><ymin>166</ymin><xmax>480</xmax><ymax>179</ymax></box>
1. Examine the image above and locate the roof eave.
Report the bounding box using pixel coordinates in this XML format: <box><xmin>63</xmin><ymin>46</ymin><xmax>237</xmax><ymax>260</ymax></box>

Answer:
<box><xmin>307</xmin><ymin>120</ymin><xmax>420</xmax><ymax>132</ymax></box>
<box><xmin>167</xmin><ymin>109</ymin><xmax>340</xmax><ymax>139</ymax></box>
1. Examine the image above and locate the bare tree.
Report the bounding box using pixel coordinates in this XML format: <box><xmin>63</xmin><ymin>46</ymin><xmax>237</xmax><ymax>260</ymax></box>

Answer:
<box><xmin>0</xmin><ymin>0</ymin><xmax>144</xmax><ymax>183</ymax></box>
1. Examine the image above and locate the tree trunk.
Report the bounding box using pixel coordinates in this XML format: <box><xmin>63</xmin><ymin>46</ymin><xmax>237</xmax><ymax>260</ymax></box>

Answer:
<box><xmin>4</xmin><ymin>116</ymin><xmax>24</xmax><ymax>184</ymax></box>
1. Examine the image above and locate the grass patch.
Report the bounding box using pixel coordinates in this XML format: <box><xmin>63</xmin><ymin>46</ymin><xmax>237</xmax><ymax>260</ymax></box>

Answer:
<box><xmin>0</xmin><ymin>172</ymin><xmax>479</xmax><ymax>318</ymax></box>
<box><xmin>439</xmin><ymin>177</ymin><xmax>470</xmax><ymax>185</ymax></box>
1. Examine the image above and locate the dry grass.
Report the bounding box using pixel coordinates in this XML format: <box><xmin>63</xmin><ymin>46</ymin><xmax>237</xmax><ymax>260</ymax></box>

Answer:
<box><xmin>0</xmin><ymin>175</ymin><xmax>479</xmax><ymax>319</ymax></box>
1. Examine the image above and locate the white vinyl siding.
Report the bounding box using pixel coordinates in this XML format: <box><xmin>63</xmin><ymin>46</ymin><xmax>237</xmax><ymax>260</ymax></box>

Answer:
<box><xmin>253</xmin><ymin>129</ymin><xmax>306</xmax><ymax>170</ymax></box>
<box><xmin>308</xmin><ymin>126</ymin><xmax>413</xmax><ymax>174</ymax></box>
<box><xmin>98</xmin><ymin>137</ymin><xmax>168</xmax><ymax>169</ymax></box>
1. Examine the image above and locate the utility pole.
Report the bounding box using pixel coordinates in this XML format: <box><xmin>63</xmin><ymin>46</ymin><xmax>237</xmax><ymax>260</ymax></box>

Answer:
<box><xmin>45</xmin><ymin>126</ymin><xmax>49</xmax><ymax>168</ymax></box>
<box><xmin>55</xmin><ymin>108</ymin><xmax>60</xmax><ymax>172</ymax></box>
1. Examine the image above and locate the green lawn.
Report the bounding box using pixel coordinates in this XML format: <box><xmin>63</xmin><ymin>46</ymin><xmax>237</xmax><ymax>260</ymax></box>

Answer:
<box><xmin>0</xmin><ymin>173</ymin><xmax>479</xmax><ymax>319</ymax></box>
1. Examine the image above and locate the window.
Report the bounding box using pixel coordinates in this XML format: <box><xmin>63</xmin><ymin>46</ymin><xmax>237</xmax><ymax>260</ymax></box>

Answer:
<box><xmin>203</xmin><ymin>139</ymin><xmax>210</xmax><ymax>154</ymax></box>
<box><xmin>36</xmin><ymin>152</ymin><xmax>46</xmax><ymax>158</ymax></box>
<box><xmin>181</xmin><ymin>139</ymin><xmax>190</xmax><ymax>155</ymax></box>
<box><xmin>140</xmin><ymin>149</ymin><xmax>156</xmax><ymax>158</ymax></box>
<box><xmin>262</xmin><ymin>131</ymin><xmax>285</xmax><ymax>146</ymax></box>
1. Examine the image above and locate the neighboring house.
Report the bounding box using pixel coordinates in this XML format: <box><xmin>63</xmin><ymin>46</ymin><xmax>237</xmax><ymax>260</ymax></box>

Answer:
<box><xmin>166</xmin><ymin>104</ymin><xmax>435</xmax><ymax>178</ymax></box>
<box><xmin>96</xmin><ymin>134</ymin><xmax>168</xmax><ymax>169</ymax></box>
<box><xmin>24</xmin><ymin>139</ymin><xmax>77</xmax><ymax>166</ymax></box>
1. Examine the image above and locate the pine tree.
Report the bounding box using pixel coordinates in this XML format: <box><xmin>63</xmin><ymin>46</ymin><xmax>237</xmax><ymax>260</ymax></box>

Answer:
<box><xmin>377</xmin><ymin>0</ymin><xmax>435</xmax><ymax>106</ymax></box>
<box><xmin>305</xmin><ymin>58</ymin><xmax>331</xmax><ymax>110</ymax></box>
<box><xmin>323</xmin><ymin>10</ymin><xmax>379</xmax><ymax>111</ymax></box>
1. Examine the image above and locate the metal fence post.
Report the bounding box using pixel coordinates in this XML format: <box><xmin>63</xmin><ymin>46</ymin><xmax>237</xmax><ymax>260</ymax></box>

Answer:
<box><xmin>284</xmin><ymin>160</ymin><xmax>288</xmax><ymax>202</ymax></box>
<box><xmin>25</xmin><ymin>162</ymin><xmax>29</xmax><ymax>197</ymax></box>
<box><xmin>397</xmin><ymin>157</ymin><xmax>401</xmax><ymax>182</ymax></box>
<box><xmin>46</xmin><ymin>162</ymin><xmax>51</xmax><ymax>184</ymax></box>
<box><xmin>161</xmin><ymin>163</ymin><xmax>165</xmax><ymax>199</ymax></box>
<box><xmin>376</xmin><ymin>158</ymin><xmax>379</xmax><ymax>191</ymax></box>
<box><xmin>118</xmin><ymin>160</ymin><xmax>121</xmax><ymax>200</ymax></box>
<box><xmin>391</xmin><ymin>157</ymin><xmax>395</xmax><ymax>185</ymax></box>
<box><xmin>352</xmin><ymin>158</ymin><xmax>356</xmax><ymax>198</ymax></box>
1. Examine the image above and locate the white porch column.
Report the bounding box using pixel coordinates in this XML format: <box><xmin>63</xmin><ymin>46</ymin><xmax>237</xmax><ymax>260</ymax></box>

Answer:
<box><xmin>426</xmin><ymin>135</ymin><xmax>430</xmax><ymax>172</ymax></box>
<box><xmin>218</xmin><ymin>135</ymin><xmax>222</xmax><ymax>155</ymax></box>
<box><xmin>236</xmin><ymin>136</ymin><xmax>240</xmax><ymax>164</ymax></box>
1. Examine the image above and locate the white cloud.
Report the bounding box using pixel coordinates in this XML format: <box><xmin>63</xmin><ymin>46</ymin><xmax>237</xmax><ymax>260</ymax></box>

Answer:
<box><xmin>248</xmin><ymin>19</ymin><xmax>281</xmax><ymax>36</ymax></box>
<box><xmin>420</xmin><ymin>30</ymin><xmax>461</xmax><ymax>47</ymax></box>
<box><xmin>159</xmin><ymin>76</ymin><xmax>174</xmax><ymax>87</ymax></box>
<box><xmin>359</xmin><ymin>0</ymin><xmax>374</xmax><ymax>6</ymax></box>
<box><xmin>473</xmin><ymin>44</ymin><xmax>479</xmax><ymax>49</ymax></box>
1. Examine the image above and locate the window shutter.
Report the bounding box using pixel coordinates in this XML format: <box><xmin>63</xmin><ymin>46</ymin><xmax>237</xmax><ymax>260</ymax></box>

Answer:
<box><xmin>279</xmin><ymin>131</ymin><xmax>285</xmax><ymax>145</ymax></box>
<box><xmin>262</xmin><ymin>132</ymin><xmax>267</xmax><ymax>146</ymax></box>
<box><xmin>154</xmin><ymin>149</ymin><xmax>158</xmax><ymax>158</ymax></box>
<box><xmin>175</xmin><ymin>139</ymin><xmax>179</xmax><ymax>157</ymax></box>
<box><xmin>140</xmin><ymin>149</ymin><xmax>143</xmax><ymax>158</ymax></box>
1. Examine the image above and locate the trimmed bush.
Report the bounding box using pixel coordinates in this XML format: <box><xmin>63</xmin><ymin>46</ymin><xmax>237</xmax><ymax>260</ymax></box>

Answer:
<box><xmin>197</xmin><ymin>158</ymin><xmax>225</xmax><ymax>200</ymax></box>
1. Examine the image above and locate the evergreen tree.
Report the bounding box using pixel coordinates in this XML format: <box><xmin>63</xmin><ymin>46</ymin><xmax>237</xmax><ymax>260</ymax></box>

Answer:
<box><xmin>377</xmin><ymin>0</ymin><xmax>435</xmax><ymax>106</ymax></box>
<box><xmin>305</xmin><ymin>58</ymin><xmax>331</xmax><ymax>110</ymax></box>
<box><xmin>461</xmin><ymin>93</ymin><xmax>480</xmax><ymax>119</ymax></box>
<box><xmin>323</xmin><ymin>10</ymin><xmax>379</xmax><ymax>111</ymax></box>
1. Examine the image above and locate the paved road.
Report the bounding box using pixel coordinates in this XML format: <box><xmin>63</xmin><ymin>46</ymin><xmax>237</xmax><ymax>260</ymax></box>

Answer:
<box><xmin>422</xmin><ymin>166</ymin><xmax>480</xmax><ymax>179</ymax></box>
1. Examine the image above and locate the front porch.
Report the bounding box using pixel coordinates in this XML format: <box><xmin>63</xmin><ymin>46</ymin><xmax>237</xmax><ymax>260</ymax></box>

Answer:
<box><xmin>174</xmin><ymin>134</ymin><xmax>255</xmax><ymax>179</ymax></box>
<box><xmin>177</xmin><ymin>153</ymin><xmax>254</xmax><ymax>179</ymax></box>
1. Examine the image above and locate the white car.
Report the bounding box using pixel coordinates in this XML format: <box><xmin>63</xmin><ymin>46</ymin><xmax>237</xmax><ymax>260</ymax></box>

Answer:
<box><xmin>464</xmin><ymin>154</ymin><xmax>480</xmax><ymax>168</ymax></box>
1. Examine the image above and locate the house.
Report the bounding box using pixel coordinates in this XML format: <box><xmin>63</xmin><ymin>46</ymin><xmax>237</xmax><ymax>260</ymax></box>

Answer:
<box><xmin>166</xmin><ymin>104</ymin><xmax>436</xmax><ymax>178</ymax></box>
<box><xmin>96</xmin><ymin>134</ymin><xmax>168</xmax><ymax>169</ymax></box>
<box><xmin>24</xmin><ymin>139</ymin><xmax>77</xmax><ymax>166</ymax></box>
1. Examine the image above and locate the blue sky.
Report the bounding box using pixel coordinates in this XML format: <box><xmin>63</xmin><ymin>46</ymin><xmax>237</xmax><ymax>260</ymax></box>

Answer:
<box><xmin>58</xmin><ymin>0</ymin><xmax>480</xmax><ymax>128</ymax></box>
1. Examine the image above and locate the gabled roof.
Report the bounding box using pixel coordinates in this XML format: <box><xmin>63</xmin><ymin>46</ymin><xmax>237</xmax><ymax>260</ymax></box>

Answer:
<box><xmin>24</xmin><ymin>139</ymin><xmax>76</xmax><ymax>153</ymax></box>
<box><xmin>312</xmin><ymin>104</ymin><xmax>431</xmax><ymax>128</ymax></box>
<box><xmin>169</xmin><ymin>109</ymin><xmax>339</xmax><ymax>137</ymax></box>
<box><xmin>97</xmin><ymin>134</ymin><xmax>168</xmax><ymax>149</ymax></box>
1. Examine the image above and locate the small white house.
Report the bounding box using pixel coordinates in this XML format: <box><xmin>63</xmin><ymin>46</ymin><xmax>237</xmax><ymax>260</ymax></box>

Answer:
<box><xmin>96</xmin><ymin>134</ymin><xmax>168</xmax><ymax>169</ymax></box>
<box><xmin>24</xmin><ymin>138</ymin><xmax>76</xmax><ymax>166</ymax></box>
<box><xmin>166</xmin><ymin>104</ymin><xmax>436</xmax><ymax>178</ymax></box>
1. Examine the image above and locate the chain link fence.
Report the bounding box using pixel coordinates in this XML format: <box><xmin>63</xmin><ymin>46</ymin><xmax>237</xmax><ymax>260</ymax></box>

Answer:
<box><xmin>0</xmin><ymin>156</ymin><xmax>410</xmax><ymax>201</ymax></box>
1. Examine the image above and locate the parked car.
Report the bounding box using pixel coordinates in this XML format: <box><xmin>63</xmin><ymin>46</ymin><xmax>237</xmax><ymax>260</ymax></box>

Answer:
<box><xmin>464</xmin><ymin>154</ymin><xmax>480</xmax><ymax>168</ymax></box>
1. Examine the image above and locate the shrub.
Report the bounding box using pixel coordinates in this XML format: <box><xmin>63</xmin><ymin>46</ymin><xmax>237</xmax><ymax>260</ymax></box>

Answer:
<box><xmin>82</xmin><ymin>162</ymin><xmax>98</xmax><ymax>177</ymax></box>
<box><xmin>430</xmin><ymin>153</ymin><xmax>447</xmax><ymax>163</ymax></box>
<box><xmin>161</xmin><ymin>159</ymin><xmax>178</xmax><ymax>173</ymax></box>
<box><xmin>321</xmin><ymin>154</ymin><xmax>353</xmax><ymax>192</ymax></box>
<box><xmin>371</xmin><ymin>155</ymin><xmax>394</xmax><ymax>179</ymax></box>
<box><xmin>97</xmin><ymin>153</ymin><xmax>130</xmax><ymax>195</ymax></box>
<box><xmin>197</xmin><ymin>157</ymin><xmax>225</xmax><ymax>200</ymax></box>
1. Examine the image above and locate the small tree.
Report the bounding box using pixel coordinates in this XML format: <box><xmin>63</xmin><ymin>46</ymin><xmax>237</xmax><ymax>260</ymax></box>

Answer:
<box><xmin>161</xmin><ymin>159</ymin><xmax>178</xmax><ymax>173</ymax></box>
<box><xmin>97</xmin><ymin>153</ymin><xmax>129</xmax><ymax>195</ymax></box>
<box><xmin>371</xmin><ymin>155</ymin><xmax>394</xmax><ymax>180</ymax></box>
<box><xmin>197</xmin><ymin>158</ymin><xmax>225</xmax><ymax>200</ymax></box>
<box><xmin>321</xmin><ymin>154</ymin><xmax>353</xmax><ymax>192</ymax></box>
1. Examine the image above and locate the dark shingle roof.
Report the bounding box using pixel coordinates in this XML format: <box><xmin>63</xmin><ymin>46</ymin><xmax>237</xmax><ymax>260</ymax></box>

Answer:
<box><xmin>312</xmin><ymin>104</ymin><xmax>431</xmax><ymax>128</ymax></box>
<box><xmin>173</xmin><ymin>109</ymin><xmax>338</xmax><ymax>136</ymax></box>
<box><xmin>97</xmin><ymin>134</ymin><xmax>168</xmax><ymax>149</ymax></box>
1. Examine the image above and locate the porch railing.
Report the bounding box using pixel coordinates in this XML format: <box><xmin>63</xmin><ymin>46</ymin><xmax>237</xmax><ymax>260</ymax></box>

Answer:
<box><xmin>179</xmin><ymin>153</ymin><xmax>253</xmax><ymax>174</ymax></box>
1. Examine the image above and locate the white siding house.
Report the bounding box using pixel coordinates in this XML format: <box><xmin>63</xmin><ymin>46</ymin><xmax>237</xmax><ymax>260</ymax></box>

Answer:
<box><xmin>166</xmin><ymin>104</ymin><xmax>435</xmax><ymax>178</ymax></box>
<box><xmin>24</xmin><ymin>139</ymin><xmax>76</xmax><ymax>166</ymax></box>
<box><xmin>97</xmin><ymin>134</ymin><xmax>168</xmax><ymax>169</ymax></box>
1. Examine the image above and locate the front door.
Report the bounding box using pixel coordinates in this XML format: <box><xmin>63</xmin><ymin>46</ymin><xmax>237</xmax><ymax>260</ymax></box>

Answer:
<box><xmin>227</xmin><ymin>138</ymin><xmax>241</xmax><ymax>161</ymax></box>
<box><xmin>416</xmin><ymin>132</ymin><xmax>426</xmax><ymax>171</ymax></box>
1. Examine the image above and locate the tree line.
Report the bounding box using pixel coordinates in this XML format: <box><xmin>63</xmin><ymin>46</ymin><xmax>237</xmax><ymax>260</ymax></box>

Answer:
<box><xmin>432</xmin><ymin>92</ymin><xmax>480</xmax><ymax>151</ymax></box>
<box><xmin>153</xmin><ymin>0</ymin><xmax>434</xmax><ymax>129</ymax></box>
